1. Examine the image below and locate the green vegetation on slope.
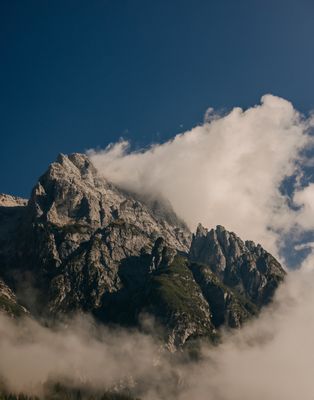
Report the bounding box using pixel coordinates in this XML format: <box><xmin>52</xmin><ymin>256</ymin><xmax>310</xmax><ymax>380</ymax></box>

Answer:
<box><xmin>145</xmin><ymin>255</ymin><xmax>216</xmax><ymax>345</ymax></box>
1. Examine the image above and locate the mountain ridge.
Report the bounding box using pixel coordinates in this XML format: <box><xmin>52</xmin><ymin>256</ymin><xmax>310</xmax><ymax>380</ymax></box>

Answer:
<box><xmin>0</xmin><ymin>153</ymin><xmax>286</xmax><ymax>349</ymax></box>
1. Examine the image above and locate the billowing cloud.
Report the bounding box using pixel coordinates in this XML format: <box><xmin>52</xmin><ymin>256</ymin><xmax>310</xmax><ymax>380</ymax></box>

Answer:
<box><xmin>0</xmin><ymin>314</ymin><xmax>159</xmax><ymax>395</ymax></box>
<box><xmin>293</xmin><ymin>183</ymin><xmax>314</xmax><ymax>230</ymax></box>
<box><xmin>89</xmin><ymin>95</ymin><xmax>314</xmax><ymax>258</ymax></box>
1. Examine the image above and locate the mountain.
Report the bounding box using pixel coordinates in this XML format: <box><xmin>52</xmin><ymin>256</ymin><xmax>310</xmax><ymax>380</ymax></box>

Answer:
<box><xmin>0</xmin><ymin>153</ymin><xmax>286</xmax><ymax>349</ymax></box>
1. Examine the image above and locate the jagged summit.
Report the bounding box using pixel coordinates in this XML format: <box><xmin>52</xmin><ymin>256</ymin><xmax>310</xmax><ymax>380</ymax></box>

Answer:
<box><xmin>29</xmin><ymin>153</ymin><xmax>190</xmax><ymax>249</ymax></box>
<box><xmin>0</xmin><ymin>153</ymin><xmax>286</xmax><ymax>349</ymax></box>
<box><xmin>190</xmin><ymin>223</ymin><xmax>285</xmax><ymax>305</ymax></box>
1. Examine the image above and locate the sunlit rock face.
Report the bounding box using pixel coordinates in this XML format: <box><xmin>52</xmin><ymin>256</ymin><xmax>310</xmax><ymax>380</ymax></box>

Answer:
<box><xmin>0</xmin><ymin>153</ymin><xmax>286</xmax><ymax>349</ymax></box>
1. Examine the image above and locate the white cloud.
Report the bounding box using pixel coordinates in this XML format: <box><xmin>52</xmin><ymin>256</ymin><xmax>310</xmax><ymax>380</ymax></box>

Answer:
<box><xmin>293</xmin><ymin>183</ymin><xmax>314</xmax><ymax>230</ymax></box>
<box><xmin>0</xmin><ymin>315</ymin><xmax>158</xmax><ymax>395</ymax></box>
<box><xmin>89</xmin><ymin>94</ymin><xmax>314</xmax><ymax>257</ymax></box>
<box><xmin>294</xmin><ymin>242</ymin><xmax>314</xmax><ymax>251</ymax></box>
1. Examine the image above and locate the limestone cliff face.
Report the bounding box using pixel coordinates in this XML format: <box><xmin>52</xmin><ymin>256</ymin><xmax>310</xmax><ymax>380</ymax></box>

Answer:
<box><xmin>0</xmin><ymin>154</ymin><xmax>286</xmax><ymax>349</ymax></box>
<box><xmin>190</xmin><ymin>224</ymin><xmax>285</xmax><ymax>307</ymax></box>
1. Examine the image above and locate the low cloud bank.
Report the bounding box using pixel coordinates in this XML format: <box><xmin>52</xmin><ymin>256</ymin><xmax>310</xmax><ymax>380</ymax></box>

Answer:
<box><xmin>89</xmin><ymin>94</ymin><xmax>314</xmax><ymax>260</ymax></box>
<box><xmin>0</xmin><ymin>315</ymin><xmax>160</xmax><ymax>396</ymax></box>
<box><xmin>1</xmin><ymin>266</ymin><xmax>314</xmax><ymax>399</ymax></box>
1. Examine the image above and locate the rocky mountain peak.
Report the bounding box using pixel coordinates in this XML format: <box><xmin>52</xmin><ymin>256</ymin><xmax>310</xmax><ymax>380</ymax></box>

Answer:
<box><xmin>3</xmin><ymin>153</ymin><xmax>190</xmax><ymax>317</ymax></box>
<box><xmin>0</xmin><ymin>194</ymin><xmax>27</xmax><ymax>207</ymax></box>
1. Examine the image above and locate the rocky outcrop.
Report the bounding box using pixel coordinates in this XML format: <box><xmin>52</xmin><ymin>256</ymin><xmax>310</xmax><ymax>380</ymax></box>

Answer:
<box><xmin>150</xmin><ymin>237</ymin><xmax>177</xmax><ymax>271</ymax></box>
<box><xmin>189</xmin><ymin>262</ymin><xmax>257</xmax><ymax>328</ymax></box>
<box><xmin>190</xmin><ymin>224</ymin><xmax>286</xmax><ymax>306</ymax></box>
<box><xmin>0</xmin><ymin>279</ymin><xmax>28</xmax><ymax>317</ymax></box>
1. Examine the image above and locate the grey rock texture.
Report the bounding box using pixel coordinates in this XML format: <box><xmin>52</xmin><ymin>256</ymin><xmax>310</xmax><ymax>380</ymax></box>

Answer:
<box><xmin>0</xmin><ymin>154</ymin><xmax>286</xmax><ymax>349</ymax></box>
<box><xmin>12</xmin><ymin>153</ymin><xmax>190</xmax><ymax>316</ymax></box>
<box><xmin>0</xmin><ymin>279</ymin><xmax>28</xmax><ymax>317</ymax></box>
<box><xmin>190</xmin><ymin>224</ymin><xmax>286</xmax><ymax>307</ymax></box>
<box><xmin>189</xmin><ymin>262</ymin><xmax>257</xmax><ymax>329</ymax></box>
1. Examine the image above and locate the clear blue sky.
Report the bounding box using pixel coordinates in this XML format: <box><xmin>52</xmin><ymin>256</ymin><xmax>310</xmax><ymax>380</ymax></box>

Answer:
<box><xmin>1</xmin><ymin>0</ymin><xmax>314</xmax><ymax>197</ymax></box>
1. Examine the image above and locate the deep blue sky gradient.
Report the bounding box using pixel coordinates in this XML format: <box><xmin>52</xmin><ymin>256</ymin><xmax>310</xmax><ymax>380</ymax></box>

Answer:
<box><xmin>1</xmin><ymin>0</ymin><xmax>314</xmax><ymax>197</ymax></box>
